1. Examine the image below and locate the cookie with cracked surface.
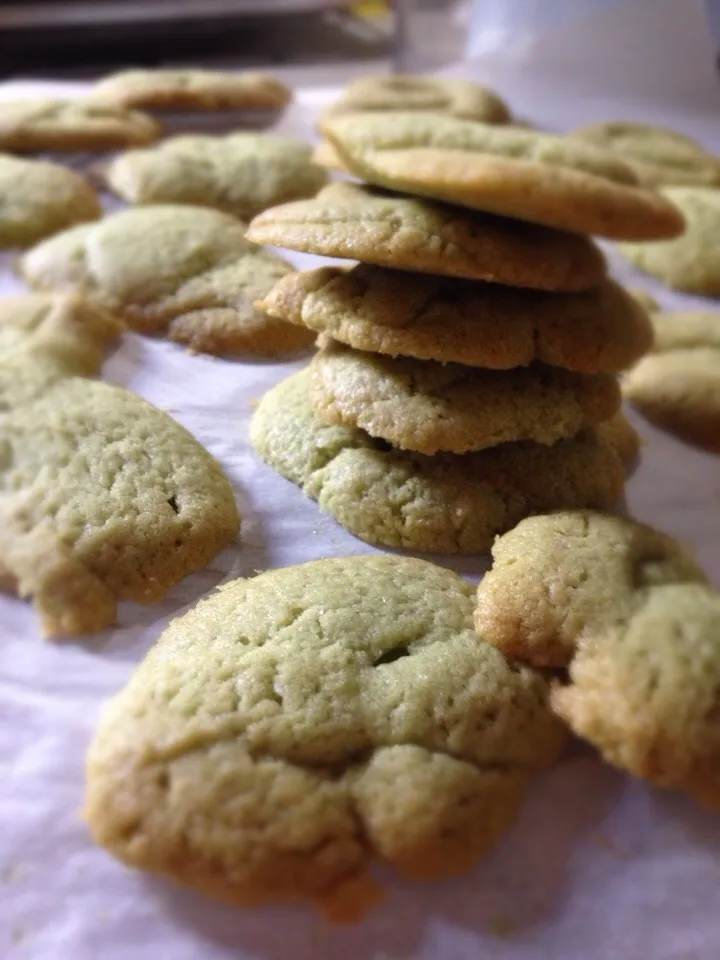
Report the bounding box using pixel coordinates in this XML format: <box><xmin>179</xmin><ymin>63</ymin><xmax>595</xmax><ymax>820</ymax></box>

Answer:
<box><xmin>320</xmin><ymin>112</ymin><xmax>685</xmax><ymax>240</ymax></box>
<box><xmin>0</xmin><ymin>154</ymin><xmax>101</xmax><ymax>247</ymax></box>
<box><xmin>250</xmin><ymin>369</ymin><xmax>624</xmax><ymax>554</ymax></box>
<box><xmin>19</xmin><ymin>205</ymin><xmax>313</xmax><ymax>357</ymax></box>
<box><xmin>622</xmin><ymin>310</ymin><xmax>720</xmax><ymax>452</ymax></box>
<box><xmin>247</xmin><ymin>182</ymin><xmax>607</xmax><ymax>292</ymax></box>
<box><xmin>0</xmin><ymin>99</ymin><xmax>160</xmax><ymax>152</ymax></box>
<box><xmin>309</xmin><ymin>339</ymin><xmax>620</xmax><ymax>455</ymax></box>
<box><xmin>0</xmin><ymin>293</ymin><xmax>124</xmax><ymax>409</ymax></box>
<box><xmin>474</xmin><ymin>510</ymin><xmax>706</xmax><ymax>667</ymax></box>
<box><xmin>100</xmin><ymin>133</ymin><xmax>328</xmax><ymax>221</ymax></box>
<box><xmin>617</xmin><ymin>187</ymin><xmax>720</xmax><ymax>295</ymax></box>
<box><xmin>90</xmin><ymin>69</ymin><xmax>291</xmax><ymax>111</ymax></box>
<box><xmin>572</xmin><ymin>121</ymin><xmax>720</xmax><ymax>188</ymax></box>
<box><xmin>84</xmin><ymin>554</ymin><xmax>566</xmax><ymax>921</ymax></box>
<box><xmin>0</xmin><ymin>377</ymin><xmax>239</xmax><ymax>636</ymax></box>
<box><xmin>320</xmin><ymin>74</ymin><xmax>511</xmax><ymax>125</ymax></box>
<box><xmin>474</xmin><ymin>510</ymin><xmax>720</xmax><ymax>805</ymax></box>
<box><xmin>258</xmin><ymin>265</ymin><xmax>650</xmax><ymax>373</ymax></box>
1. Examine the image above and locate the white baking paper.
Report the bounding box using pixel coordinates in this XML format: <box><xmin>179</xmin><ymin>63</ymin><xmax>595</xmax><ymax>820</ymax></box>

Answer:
<box><xmin>1</xmin><ymin>70</ymin><xmax>720</xmax><ymax>960</ymax></box>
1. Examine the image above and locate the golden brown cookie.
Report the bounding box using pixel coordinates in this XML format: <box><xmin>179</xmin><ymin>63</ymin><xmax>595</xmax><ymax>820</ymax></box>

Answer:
<box><xmin>91</xmin><ymin>69</ymin><xmax>291</xmax><ymax>111</ymax></box>
<box><xmin>19</xmin><ymin>205</ymin><xmax>314</xmax><ymax>358</ymax></box>
<box><xmin>84</xmin><ymin>554</ymin><xmax>566</xmax><ymax>922</ymax></box>
<box><xmin>258</xmin><ymin>265</ymin><xmax>651</xmax><ymax>374</ymax></box>
<box><xmin>0</xmin><ymin>99</ymin><xmax>160</xmax><ymax>152</ymax></box>
<box><xmin>572</xmin><ymin>121</ymin><xmax>720</xmax><ymax>187</ymax></box>
<box><xmin>250</xmin><ymin>369</ymin><xmax>625</xmax><ymax>554</ymax></box>
<box><xmin>320</xmin><ymin>112</ymin><xmax>685</xmax><ymax>239</ymax></box>
<box><xmin>616</xmin><ymin>187</ymin><xmax>720</xmax><ymax>294</ymax></box>
<box><xmin>320</xmin><ymin>74</ymin><xmax>511</xmax><ymax>125</ymax></box>
<box><xmin>310</xmin><ymin>339</ymin><xmax>620</xmax><ymax>454</ymax></box>
<box><xmin>595</xmin><ymin>411</ymin><xmax>641</xmax><ymax>464</ymax></box>
<box><xmin>247</xmin><ymin>182</ymin><xmax>607</xmax><ymax>292</ymax></box>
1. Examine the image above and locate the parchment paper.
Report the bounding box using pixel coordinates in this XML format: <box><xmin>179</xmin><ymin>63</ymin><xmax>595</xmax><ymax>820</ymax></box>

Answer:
<box><xmin>1</xmin><ymin>63</ymin><xmax>720</xmax><ymax>960</ymax></box>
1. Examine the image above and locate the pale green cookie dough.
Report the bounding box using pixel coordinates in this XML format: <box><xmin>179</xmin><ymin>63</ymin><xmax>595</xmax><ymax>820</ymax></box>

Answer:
<box><xmin>250</xmin><ymin>369</ymin><xmax>625</xmax><ymax>555</ymax></box>
<box><xmin>91</xmin><ymin>69</ymin><xmax>291</xmax><ymax>111</ymax></box>
<box><xmin>0</xmin><ymin>154</ymin><xmax>101</xmax><ymax>247</ymax></box>
<box><xmin>617</xmin><ymin>187</ymin><xmax>720</xmax><ymax>295</ymax></box>
<box><xmin>101</xmin><ymin>133</ymin><xmax>328</xmax><ymax>220</ymax></box>
<box><xmin>85</xmin><ymin>554</ymin><xmax>565</xmax><ymax>922</ymax></box>
<box><xmin>310</xmin><ymin>339</ymin><xmax>620</xmax><ymax>454</ymax></box>
<box><xmin>19</xmin><ymin>205</ymin><xmax>314</xmax><ymax>357</ymax></box>
<box><xmin>247</xmin><ymin>182</ymin><xmax>608</xmax><ymax>292</ymax></box>
<box><xmin>259</xmin><ymin>266</ymin><xmax>651</xmax><ymax>374</ymax></box>
<box><xmin>320</xmin><ymin>112</ymin><xmax>685</xmax><ymax>240</ymax></box>
<box><xmin>0</xmin><ymin>378</ymin><xmax>240</xmax><ymax>636</ymax></box>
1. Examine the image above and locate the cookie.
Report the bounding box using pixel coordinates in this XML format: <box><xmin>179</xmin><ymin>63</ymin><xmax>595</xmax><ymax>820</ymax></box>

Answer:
<box><xmin>647</xmin><ymin>310</ymin><xmax>720</xmax><ymax>353</ymax></box>
<box><xmin>0</xmin><ymin>154</ymin><xmax>101</xmax><ymax>248</ymax></box>
<box><xmin>0</xmin><ymin>378</ymin><xmax>239</xmax><ymax>636</ymax></box>
<box><xmin>320</xmin><ymin>113</ymin><xmax>685</xmax><ymax>240</ymax></box>
<box><xmin>100</xmin><ymin>133</ymin><xmax>328</xmax><ymax>220</ymax></box>
<box><xmin>321</xmin><ymin>74</ymin><xmax>511</xmax><ymax>125</ymax></box>
<box><xmin>572</xmin><ymin>121</ymin><xmax>720</xmax><ymax>187</ymax></box>
<box><xmin>474</xmin><ymin>510</ymin><xmax>720</xmax><ymax>806</ymax></box>
<box><xmin>474</xmin><ymin>510</ymin><xmax>706</xmax><ymax>667</ymax></box>
<box><xmin>19</xmin><ymin>205</ymin><xmax>314</xmax><ymax>357</ymax></box>
<box><xmin>0</xmin><ymin>293</ymin><xmax>124</xmax><ymax>409</ymax></box>
<box><xmin>84</xmin><ymin>553</ymin><xmax>566</xmax><ymax>921</ymax></box>
<box><xmin>251</xmin><ymin>369</ymin><xmax>625</xmax><ymax>554</ymax></box>
<box><xmin>0</xmin><ymin>99</ymin><xmax>160</xmax><ymax>152</ymax></box>
<box><xmin>258</xmin><ymin>265</ymin><xmax>651</xmax><ymax>374</ymax></box>
<box><xmin>616</xmin><ymin>187</ymin><xmax>720</xmax><ymax>294</ymax></box>
<box><xmin>91</xmin><ymin>69</ymin><xmax>291</xmax><ymax>111</ymax></box>
<box><xmin>595</xmin><ymin>411</ymin><xmax>641</xmax><ymax>464</ymax></box>
<box><xmin>247</xmin><ymin>183</ymin><xmax>607</xmax><ymax>292</ymax></box>
<box><xmin>627</xmin><ymin>287</ymin><xmax>659</xmax><ymax>313</ymax></box>
<box><xmin>310</xmin><ymin>339</ymin><xmax>620</xmax><ymax>455</ymax></box>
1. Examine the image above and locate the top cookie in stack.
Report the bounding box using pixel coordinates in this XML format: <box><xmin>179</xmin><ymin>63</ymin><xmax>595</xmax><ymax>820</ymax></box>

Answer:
<box><xmin>247</xmin><ymin>111</ymin><xmax>684</xmax><ymax>555</ymax></box>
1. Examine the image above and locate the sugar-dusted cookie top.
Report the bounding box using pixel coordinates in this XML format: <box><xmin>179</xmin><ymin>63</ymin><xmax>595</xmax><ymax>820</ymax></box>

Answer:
<box><xmin>85</xmin><ymin>554</ymin><xmax>565</xmax><ymax>921</ymax></box>
<box><xmin>572</xmin><ymin>121</ymin><xmax>720</xmax><ymax>187</ymax></box>
<box><xmin>319</xmin><ymin>112</ymin><xmax>685</xmax><ymax>239</ymax></box>
<box><xmin>0</xmin><ymin>154</ymin><xmax>101</xmax><ymax>247</ymax></box>
<box><xmin>20</xmin><ymin>205</ymin><xmax>313</xmax><ymax>357</ymax></box>
<box><xmin>309</xmin><ymin>338</ymin><xmax>620</xmax><ymax>455</ymax></box>
<box><xmin>91</xmin><ymin>69</ymin><xmax>291</xmax><ymax>111</ymax></box>
<box><xmin>247</xmin><ymin>182</ymin><xmax>607</xmax><ymax>292</ymax></box>
<box><xmin>251</xmin><ymin>369</ymin><xmax>625</xmax><ymax>554</ymax></box>
<box><xmin>258</xmin><ymin>265</ymin><xmax>651</xmax><ymax>373</ymax></box>
<box><xmin>320</xmin><ymin>74</ymin><xmax>511</xmax><ymax>124</ymax></box>
<box><xmin>0</xmin><ymin>377</ymin><xmax>239</xmax><ymax>636</ymax></box>
<box><xmin>617</xmin><ymin>187</ymin><xmax>720</xmax><ymax>295</ymax></box>
<box><xmin>0</xmin><ymin>99</ymin><xmax>160</xmax><ymax>152</ymax></box>
<box><xmin>101</xmin><ymin>133</ymin><xmax>327</xmax><ymax>221</ymax></box>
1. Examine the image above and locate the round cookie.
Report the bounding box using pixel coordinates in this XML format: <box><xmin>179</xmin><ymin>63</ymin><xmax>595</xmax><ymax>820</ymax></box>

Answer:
<box><xmin>0</xmin><ymin>99</ymin><xmax>160</xmax><ymax>152</ymax></box>
<box><xmin>90</xmin><ymin>69</ymin><xmax>291</xmax><ymax>111</ymax></box>
<box><xmin>100</xmin><ymin>133</ymin><xmax>328</xmax><ymax>220</ymax></box>
<box><xmin>310</xmin><ymin>339</ymin><xmax>621</xmax><ymax>455</ymax></box>
<box><xmin>19</xmin><ymin>205</ymin><xmax>314</xmax><ymax>358</ymax></box>
<box><xmin>474</xmin><ymin>510</ymin><xmax>707</xmax><ymax>667</ymax></box>
<box><xmin>0</xmin><ymin>293</ymin><xmax>124</xmax><ymax>409</ymax></box>
<box><xmin>320</xmin><ymin>112</ymin><xmax>685</xmax><ymax>240</ymax></box>
<box><xmin>247</xmin><ymin>182</ymin><xmax>607</xmax><ymax>293</ymax></box>
<box><xmin>320</xmin><ymin>74</ymin><xmax>511</xmax><ymax>124</ymax></box>
<box><xmin>0</xmin><ymin>154</ymin><xmax>101</xmax><ymax>247</ymax></box>
<box><xmin>85</xmin><ymin>554</ymin><xmax>566</xmax><ymax>921</ymax></box>
<box><xmin>572</xmin><ymin>121</ymin><xmax>720</xmax><ymax>187</ymax></box>
<box><xmin>616</xmin><ymin>187</ymin><xmax>720</xmax><ymax>295</ymax></box>
<box><xmin>258</xmin><ymin>265</ymin><xmax>651</xmax><ymax>374</ymax></box>
<box><xmin>473</xmin><ymin>510</ymin><xmax>720</xmax><ymax>806</ymax></box>
<box><xmin>251</xmin><ymin>369</ymin><xmax>625</xmax><ymax>555</ymax></box>
<box><xmin>0</xmin><ymin>377</ymin><xmax>239</xmax><ymax>636</ymax></box>
<box><xmin>622</xmin><ymin>310</ymin><xmax>720</xmax><ymax>451</ymax></box>
<box><xmin>595</xmin><ymin>411</ymin><xmax>641</xmax><ymax>464</ymax></box>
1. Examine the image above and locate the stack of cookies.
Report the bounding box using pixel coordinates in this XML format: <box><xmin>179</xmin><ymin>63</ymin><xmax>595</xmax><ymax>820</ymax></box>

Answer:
<box><xmin>247</xmin><ymin>114</ymin><xmax>686</xmax><ymax>555</ymax></box>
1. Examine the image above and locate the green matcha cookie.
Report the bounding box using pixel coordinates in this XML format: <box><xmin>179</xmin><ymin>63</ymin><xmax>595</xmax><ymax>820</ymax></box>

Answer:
<box><xmin>0</xmin><ymin>99</ymin><xmax>160</xmax><ymax>152</ymax></box>
<box><xmin>85</xmin><ymin>554</ymin><xmax>565</xmax><ymax>922</ymax></box>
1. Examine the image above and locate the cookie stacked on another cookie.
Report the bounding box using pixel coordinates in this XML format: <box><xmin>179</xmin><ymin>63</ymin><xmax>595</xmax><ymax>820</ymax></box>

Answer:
<box><xmin>246</xmin><ymin>176</ymin><xmax>657</xmax><ymax>553</ymax></box>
